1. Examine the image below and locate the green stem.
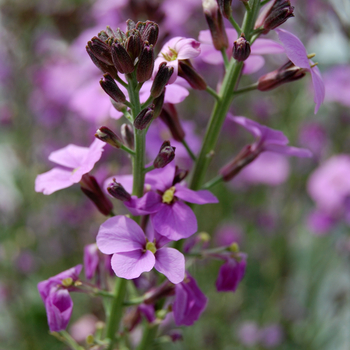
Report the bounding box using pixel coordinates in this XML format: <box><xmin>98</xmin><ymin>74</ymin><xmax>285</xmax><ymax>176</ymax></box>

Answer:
<box><xmin>120</xmin><ymin>144</ymin><xmax>135</xmax><ymax>156</ymax></box>
<box><xmin>243</xmin><ymin>1</ymin><xmax>251</xmax><ymax>11</ymax></box>
<box><xmin>144</xmin><ymin>165</ymin><xmax>155</xmax><ymax>173</ymax></box>
<box><xmin>202</xmin><ymin>174</ymin><xmax>223</xmax><ymax>189</ymax></box>
<box><xmin>234</xmin><ymin>82</ymin><xmax>258</xmax><ymax>95</ymax></box>
<box><xmin>105</xmin><ymin>278</ymin><xmax>128</xmax><ymax>350</ymax></box>
<box><xmin>206</xmin><ymin>86</ymin><xmax>220</xmax><ymax>101</ymax></box>
<box><xmin>229</xmin><ymin>15</ymin><xmax>242</xmax><ymax>34</ymax></box>
<box><xmin>182</xmin><ymin>139</ymin><xmax>196</xmax><ymax>161</ymax></box>
<box><xmin>135</xmin><ymin>324</ymin><xmax>159</xmax><ymax>350</ymax></box>
<box><xmin>220</xmin><ymin>48</ymin><xmax>229</xmax><ymax>69</ymax></box>
<box><xmin>115</xmin><ymin>75</ymin><xmax>128</xmax><ymax>88</ymax></box>
<box><xmin>58</xmin><ymin>331</ymin><xmax>84</xmax><ymax>350</ymax></box>
<box><xmin>189</xmin><ymin>0</ymin><xmax>260</xmax><ymax>191</ymax></box>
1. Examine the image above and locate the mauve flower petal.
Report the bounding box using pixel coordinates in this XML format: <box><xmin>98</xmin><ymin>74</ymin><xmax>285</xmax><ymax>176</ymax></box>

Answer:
<box><xmin>243</xmin><ymin>55</ymin><xmax>265</xmax><ymax>75</ymax></box>
<box><xmin>110</xmin><ymin>106</ymin><xmax>124</xmax><ymax>120</ymax></box>
<box><xmin>154</xmin><ymin>247</ymin><xmax>185</xmax><ymax>284</ymax></box>
<box><xmin>167</xmin><ymin>60</ymin><xmax>179</xmax><ymax>85</ymax></box>
<box><xmin>174</xmin><ymin>185</ymin><xmax>218</xmax><ymax>204</ymax></box>
<box><xmin>250</xmin><ymin>39</ymin><xmax>284</xmax><ymax>55</ymax></box>
<box><xmin>84</xmin><ymin>244</ymin><xmax>99</xmax><ymax>280</ymax></box>
<box><xmin>175</xmin><ymin>38</ymin><xmax>201</xmax><ymax>60</ymax></box>
<box><xmin>45</xmin><ymin>289</ymin><xmax>73</xmax><ymax>332</ymax></box>
<box><xmin>111</xmin><ymin>250</ymin><xmax>155</xmax><ymax>279</ymax></box>
<box><xmin>275</xmin><ymin>28</ymin><xmax>310</xmax><ymax>69</ymax></box>
<box><xmin>97</xmin><ymin>216</ymin><xmax>146</xmax><ymax>254</ymax></box>
<box><xmin>216</xmin><ymin>258</ymin><xmax>246</xmax><ymax>292</ymax></box>
<box><xmin>152</xmin><ymin>201</ymin><xmax>197</xmax><ymax>240</ymax></box>
<box><xmin>311</xmin><ymin>66</ymin><xmax>325</xmax><ymax>114</ymax></box>
<box><xmin>145</xmin><ymin>163</ymin><xmax>175</xmax><ymax>192</ymax></box>
<box><xmin>200</xmin><ymin>44</ymin><xmax>224</xmax><ymax>65</ymax></box>
<box><xmin>80</xmin><ymin>139</ymin><xmax>105</xmax><ymax>173</ymax></box>
<box><xmin>125</xmin><ymin>192</ymin><xmax>163</xmax><ymax>216</ymax></box>
<box><xmin>138</xmin><ymin>304</ymin><xmax>156</xmax><ymax>323</ymax></box>
<box><xmin>264</xmin><ymin>144</ymin><xmax>312</xmax><ymax>157</ymax></box>
<box><xmin>48</xmin><ymin>144</ymin><xmax>89</xmax><ymax>168</ymax></box>
<box><xmin>35</xmin><ymin>168</ymin><xmax>75</xmax><ymax>195</ymax></box>
<box><xmin>164</xmin><ymin>84</ymin><xmax>189</xmax><ymax>104</ymax></box>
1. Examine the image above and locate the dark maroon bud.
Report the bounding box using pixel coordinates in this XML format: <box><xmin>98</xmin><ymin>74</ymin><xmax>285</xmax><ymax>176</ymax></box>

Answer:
<box><xmin>136</xmin><ymin>44</ymin><xmax>154</xmax><ymax>83</ymax></box>
<box><xmin>151</xmin><ymin>62</ymin><xmax>174</xmax><ymax>98</ymax></box>
<box><xmin>255</xmin><ymin>0</ymin><xmax>294</xmax><ymax>34</ymax></box>
<box><xmin>257</xmin><ymin>61</ymin><xmax>306</xmax><ymax>91</ymax></box>
<box><xmin>111</xmin><ymin>43</ymin><xmax>135</xmax><ymax>74</ymax></box>
<box><xmin>107</xmin><ymin>180</ymin><xmax>132</xmax><ymax>202</ymax></box>
<box><xmin>98</xmin><ymin>30</ymin><xmax>109</xmax><ymax>42</ymax></box>
<box><xmin>153</xmin><ymin>141</ymin><xmax>176</xmax><ymax>168</ymax></box>
<box><xmin>232</xmin><ymin>33</ymin><xmax>251</xmax><ymax>62</ymax></box>
<box><xmin>134</xmin><ymin>107</ymin><xmax>154</xmax><ymax>130</ymax></box>
<box><xmin>95</xmin><ymin>126</ymin><xmax>122</xmax><ymax>149</ymax></box>
<box><xmin>153</xmin><ymin>88</ymin><xmax>165</xmax><ymax>118</ymax></box>
<box><xmin>173</xmin><ymin>166</ymin><xmax>189</xmax><ymax>185</ymax></box>
<box><xmin>121</xmin><ymin>124</ymin><xmax>134</xmax><ymax>150</ymax></box>
<box><xmin>87</xmin><ymin>37</ymin><xmax>113</xmax><ymax>65</ymax></box>
<box><xmin>219</xmin><ymin>145</ymin><xmax>258</xmax><ymax>181</ymax></box>
<box><xmin>86</xmin><ymin>47</ymin><xmax>119</xmax><ymax>77</ymax></box>
<box><xmin>217</xmin><ymin>0</ymin><xmax>232</xmax><ymax>19</ymax></box>
<box><xmin>126</xmin><ymin>19</ymin><xmax>136</xmax><ymax>32</ymax></box>
<box><xmin>203</xmin><ymin>0</ymin><xmax>228</xmax><ymax>50</ymax></box>
<box><xmin>159</xmin><ymin>104</ymin><xmax>185</xmax><ymax>142</ymax></box>
<box><xmin>137</xmin><ymin>20</ymin><xmax>159</xmax><ymax>46</ymax></box>
<box><xmin>125</xmin><ymin>32</ymin><xmax>142</xmax><ymax>62</ymax></box>
<box><xmin>178</xmin><ymin>60</ymin><xmax>207</xmax><ymax>90</ymax></box>
<box><xmin>100</xmin><ymin>74</ymin><xmax>126</xmax><ymax>103</ymax></box>
<box><xmin>80</xmin><ymin>174</ymin><xmax>113</xmax><ymax>216</ymax></box>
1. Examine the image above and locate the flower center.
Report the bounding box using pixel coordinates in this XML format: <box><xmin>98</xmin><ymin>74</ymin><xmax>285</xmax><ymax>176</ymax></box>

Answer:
<box><xmin>162</xmin><ymin>186</ymin><xmax>176</xmax><ymax>204</ymax></box>
<box><xmin>145</xmin><ymin>241</ymin><xmax>157</xmax><ymax>254</ymax></box>
<box><xmin>61</xmin><ymin>277</ymin><xmax>73</xmax><ymax>287</ymax></box>
<box><xmin>162</xmin><ymin>47</ymin><xmax>178</xmax><ymax>61</ymax></box>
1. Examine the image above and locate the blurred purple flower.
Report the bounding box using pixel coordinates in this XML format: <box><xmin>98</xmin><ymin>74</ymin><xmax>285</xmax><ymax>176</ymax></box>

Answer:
<box><xmin>216</xmin><ymin>254</ymin><xmax>247</xmax><ymax>292</ymax></box>
<box><xmin>84</xmin><ymin>244</ymin><xmax>99</xmax><ymax>280</ymax></box>
<box><xmin>70</xmin><ymin>314</ymin><xmax>98</xmax><ymax>342</ymax></box>
<box><xmin>307</xmin><ymin>210</ymin><xmax>337</xmax><ymax>235</ymax></box>
<box><xmin>173</xmin><ymin>272</ymin><xmax>207</xmax><ymax>326</ymax></box>
<box><xmin>275</xmin><ymin>28</ymin><xmax>325</xmax><ymax>114</ymax></box>
<box><xmin>231</xmin><ymin>116</ymin><xmax>312</xmax><ymax>158</ymax></box>
<box><xmin>96</xmin><ymin>215</ymin><xmax>185</xmax><ymax>283</ymax></box>
<box><xmin>38</xmin><ymin>265</ymin><xmax>82</xmax><ymax>332</ymax></box>
<box><xmin>307</xmin><ymin>155</ymin><xmax>350</xmax><ymax>216</ymax></box>
<box><xmin>125</xmin><ymin>164</ymin><xmax>218</xmax><ymax>241</ymax></box>
<box><xmin>259</xmin><ymin>324</ymin><xmax>284</xmax><ymax>348</ymax></box>
<box><xmin>299</xmin><ymin>122</ymin><xmax>327</xmax><ymax>160</ymax></box>
<box><xmin>153</xmin><ymin>37</ymin><xmax>201</xmax><ymax>84</ymax></box>
<box><xmin>238</xmin><ymin>321</ymin><xmax>260</xmax><ymax>346</ymax></box>
<box><xmin>199</xmin><ymin>29</ymin><xmax>285</xmax><ymax>74</ymax></box>
<box><xmin>215</xmin><ymin>224</ymin><xmax>243</xmax><ymax>247</ymax></box>
<box><xmin>35</xmin><ymin>139</ymin><xmax>105</xmax><ymax>195</ymax></box>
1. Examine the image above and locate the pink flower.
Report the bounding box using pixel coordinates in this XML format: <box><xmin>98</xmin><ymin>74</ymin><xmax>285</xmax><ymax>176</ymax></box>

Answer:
<box><xmin>199</xmin><ymin>29</ymin><xmax>285</xmax><ymax>74</ymax></box>
<box><xmin>96</xmin><ymin>216</ymin><xmax>185</xmax><ymax>284</ymax></box>
<box><xmin>275</xmin><ymin>28</ymin><xmax>325</xmax><ymax>114</ymax></box>
<box><xmin>35</xmin><ymin>139</ymin><xmax>105</xmax><ymax>195</ymax></box>
<box><xmin>153</xmin><ymin>37</ymin><xmax>201</xmax><ymax>84</ymax></box>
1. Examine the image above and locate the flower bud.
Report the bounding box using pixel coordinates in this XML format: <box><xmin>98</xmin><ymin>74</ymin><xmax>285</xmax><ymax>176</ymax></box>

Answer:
<box><xmin>107</xmin><ymin>180</ymin><xmax>132</xmax><ymax>202</ymax></box>
<box><xmin>134</xmin><ymin>107</ymin><xmax>154</xmax><ymax>130</ymax></box>
<box><xmin>87</xmin><ymin>37</ymin><xmax>113</xmax><ymax>65</ymax></box>
<box><xmin>152</xmin><ymin>88</ymin><xmax>165</xmax><ymax>118</ymax></box>
<box><xmin>255</xmin><ymin>0</ymin><xmax>294</xmax><ymax>34</ymax></box>
<box><xmin>217</xmin><ymin>0</ymin><xmax>232</xmax><ymax>19</ymax></box>
<box><xmin>80</xmin><ymin>174</ymin><xmax>114</xmax><ymax>216</ymax></box>
<box><xmin>95</xmin><ymin>126</ymin><xmax>122</xmax><ymax>149</ymax></box>
<box><xmin>178</xmin><ymin>60</ymin><xmax>207</xmax><ymax>90</ymax></box>
<box><xmin>203</xmin><ymin>0</ymin><xmax>228</xmax><ymax>50</ymax></box>
<box><xmin>99</xmin><ymin>74</ymin><xmax>126</xmax><ymax>104</ymax></box>
<box><xmin>136</xmin><ymin>20</ymin><xmax>159</xmax><ymax>46</ymax></box>
<box><xmin>173</xmin><ymin>166</ymin><xmax>189</xmax><ymax>185</ymax></box>
<box><xmin>159</xmin><ymin>104</ymin><xmax>185</xmax><ymax>142</ymax></box>
<box><xmin>232</xmin><ymin>33</ymin><xmax>251</xmax><ymax>62</ymax></box>
<box><xmin>136</xmin><ymin>44</ymin><xmax>154</xmax><ymax>83</ymax></box>
<box><xmin>86</xmin><ymin>47</ymin><xmax>119</xmax><ymax>77</ymax></box>
<box><xmin>111</xmin><ymin>43</ymin><xmax>135</xmax><ymax>74</ymax></box>
<box><xmin>125</xmin><ymin>32</ymin><xmax>142</xmax><ymax>62</ymax></box>
<box><xmin>257</xmin><ymin>61</ymin><xmax>306</xmax><ymax>91</ymax></box>
<box><xmin>153</xmin><ymin>141</ymin><xmax>176</xmax><ymax>168</ymax></box>
<box><xmin>219</xmin><ymin>145</ymin><xmax>258</xmax><ymax>181</ymax></box>
<box><xmin>151</xmin><ymin>63</ymin><xmax>174</xmax><ymax>98</ymax></box>
<box><xmin>121</xmin><ymin>124</ymin><xmax>134</xmax><ymax>150</ymax></box>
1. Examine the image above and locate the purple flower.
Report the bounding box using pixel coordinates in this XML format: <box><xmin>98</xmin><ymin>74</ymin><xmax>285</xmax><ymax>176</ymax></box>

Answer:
<box><xmin>306</xmin><ymin>210</ymin><xmax>336</xmax><ymax>236</ymax></box>
<box><xmin>96</xmin><ymin>215</ymin><xmax>185</xmax><ymax>284</ymax></box>
<box><xmin>35</xmin><ymin>139</ymin><xmax>105</xmax><ymax>195</ymax></box>
<box><xmin>199</xmin><ymin>29</ymin><xmax>285</xmax><ymax>74</ymax></box>
<box><xmin>126</xmin><ymin>164</ymin><xmax>218</xmax><ymax>241</ymax></box>
<box><xmin>307</xmin><ymin>155</ymin><xmax>350</xmax><ymax>216</ymax></box>
<box><xmin>153</xmin><ymin>37</ymin><xmax>201</xmax><ymax>84</ymax></box>
<box><xmin>231</xmin><ymin>116</ymin><xmax>312</xmax><ymax>158</ymax></box>
<box><xmin>275</xmin><ymin>28</ymin><xmax>325</xmax><ymax>114</ymax></box>
<box><xmin>84</xmin><ymin>244</ymin><xmax>99</xmax><ymax>280</ymax></box>
<box><xmin>324</xmin><ymin>64</ymin><xmax>350</xmax><ymax>107</ymax></box>
<box><xmin>38</xmin><ymin>265</ymin><xmax>82</xmax><ymax>332</ymax></box>
<box><xmin>173</xmin><ymin>272</ymin><xmax>207</xmax><ymax>326</ymax></box>
<box><xmin>216</xmin><ymin>254</ymin><xmax>246</xmax><ymax>292</ymax></box>
<box><xmin>259</xmin><ymin>324</ymin><xmax>284</xmax><ymax>348</ymax></box>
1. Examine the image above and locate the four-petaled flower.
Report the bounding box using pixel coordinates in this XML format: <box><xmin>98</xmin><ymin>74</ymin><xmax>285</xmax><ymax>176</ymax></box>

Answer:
<box><xmin>96</xmin><ymin>215</ymin><xmax>185</xmax><ymax>284</ymax></box>
<box><xmin>153</xmin><ymin>37</ymin><xmax>201</xmax><ymax>84</ymax></box>
<box><xmin>35</xmin><ymin>139</ymin><xmax>105</xmax><ymax>195</ymax></box>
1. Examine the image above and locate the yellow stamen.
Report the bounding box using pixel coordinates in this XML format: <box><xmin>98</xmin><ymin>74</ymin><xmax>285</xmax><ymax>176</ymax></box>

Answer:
<box><xmin>199</xmin><ymin>232</ymin><xmax>210</xmax><ymax>242</ymax></box>
<box><xmin>162</xmin><ymin>186</ymin><xmax>176</xmax><ymax>204</ymax></box>
<box><xmin>307</xmin><ymin>53</ymin><xmax>316</xmax><ymax>59</ymax></box>
<box><xmin>145</xmin><ymin>241</ymin><xmax>157</xmax><ymax>254</ymax></box>
<box><xmin>61</xmin><ymin>277</ymin><xmax>73</xmax><ymax>287</ymax></box>
<box><xmin>229</xmin><ymin>242</ymin><xmax>240</xmax><ymax>253</ymax></box>
<box><xmin>310</xmin><ymin>62</ymin><xmax>318</xmax><ymax>68</ymax></box>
